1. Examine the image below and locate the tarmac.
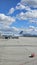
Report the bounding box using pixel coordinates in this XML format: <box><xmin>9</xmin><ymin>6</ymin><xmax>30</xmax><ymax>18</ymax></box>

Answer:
<box><xmin>0</xmin><ymin>37</ymin><xmax>37</xmax><ymax>65</ymax></box>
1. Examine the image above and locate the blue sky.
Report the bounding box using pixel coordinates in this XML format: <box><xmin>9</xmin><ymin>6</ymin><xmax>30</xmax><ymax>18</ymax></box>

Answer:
<box><xmin>0</xmin><ymin>0</ymin><xmax>37</xmax><ymax>34</ymax></box>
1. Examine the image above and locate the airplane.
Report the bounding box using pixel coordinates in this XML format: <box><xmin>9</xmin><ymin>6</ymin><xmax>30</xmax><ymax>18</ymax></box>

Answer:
<box><xmin>1</xmin><ymin>33</ymin><xmax>19</xmax><ymax>39</ymax></box>
<box><xmin>0</xmin><ymin>27</ymin><xmax>20</xmax><ymax>39</ymax></box>
<box><xmin>0</xmin><ymin>29</ymin><xmax>24</xmax><ymax>39</ymax></box>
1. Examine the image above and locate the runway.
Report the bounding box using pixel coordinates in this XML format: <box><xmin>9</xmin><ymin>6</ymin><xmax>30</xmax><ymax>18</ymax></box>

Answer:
<box><xmin>0</xmin><ymin>37</ymin><xmax>37</xmax><ymax>65</ymax></box>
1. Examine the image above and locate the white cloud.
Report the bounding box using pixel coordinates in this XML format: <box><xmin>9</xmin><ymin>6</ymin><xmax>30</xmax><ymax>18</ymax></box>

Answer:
<box><xmin>16</xmin><ymin>3</ymin><xmax>25</xmax><ymax>9</ymax></box>
<box><xmin>21</xmin><ymin>0</ymin><xmax>37</xmax><ymax>8</ymax></box>
<box><xmin>8</xmin><ymin>8</ymin><xmax>15</xmax><ymax>15</ymax></box>
<box><xmin>25</xmin><ymin>11</ymin><xmax>37</xmax><ymax>18</ymax></box>
<box><xmin>15</xmin><ymin>0</ymin><xmax>37</xmax><ymax>24</ymax></box>
<box><xmin>8</xmin><ymin>1</ymin><xmax>31</xmax><ymax>15</ymax></box>
<box><xmin>0</xmin><ymin>0</ymin><xmax>37</xmax><ymax>34</ymax></box>
<box><xmin>0</xmin><ymin>25</ymin><xmax>37</xmax><ymax>35</ymax></box>
<box><xmin>29</xmin><ymin>26</ymin><xmax>35</xmax><ymax>30</ymax></box>
<box><xmin>19</xmin><ymin>26</ymin><xmax>37</xmax><ymax>34</ymax></box>
<box><xmin>16</xmin><ymin>10</ymin><xmax>37</xmax><ymax>23</ymax></box>
<box><xmin>0</xmin><ymin>26</ymin><xmax>19</xmax><ymax>35</ymax></box>
<box><xmin>29</xmin><ymin>19</ymin><xmax>37</xmax><ymax>24</ymax></box>
<box><xmin>2</xmin><ymin>26</ymin><xmax>19</xmax><ymax>31</ymax></box>
<box><xmin>29</xmin><ymin>26</ymin><xmax>37</xmax><ymax>34</ymax></box>
<box><xmin>12</xmin><ymin>27</ymin><xmax>19</xmax><ymax>31</ymax></box>
<box><xmin>16</xmin><ymin>12</ymin><xmax>27</xmax><ymax>20</ymax></box>
<box><xmin>0</xmin><ymin>13</ymin><xmax>15</xmax><ymax>27</ymax></box>
<box><xmin>16</xmin><ymin>3</ymin><xmax>31</xmax><ymax>11</ymax></box>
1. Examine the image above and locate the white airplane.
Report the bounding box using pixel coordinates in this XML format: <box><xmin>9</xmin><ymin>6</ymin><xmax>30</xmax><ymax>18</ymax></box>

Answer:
<box><xmin>1</xmin><ymin>32</ymin><xmax>20</xmax><ymax>39</ymax></box>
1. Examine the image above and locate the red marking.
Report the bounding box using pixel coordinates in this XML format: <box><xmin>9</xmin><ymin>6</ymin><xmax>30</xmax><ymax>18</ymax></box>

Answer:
<box><xmin>20</xmin><ymin>64</ymin><xmax>23</xmax><ymax>65</ymax></box>
<box><xmin>29</xmin><ymin>53</ymin><xmax>35</xmax><ymax>58</ymax></box>
<box><xmin>31</xmin><ymin>53</ymin><xmax>35</xmax><ymax>57</ymax></box>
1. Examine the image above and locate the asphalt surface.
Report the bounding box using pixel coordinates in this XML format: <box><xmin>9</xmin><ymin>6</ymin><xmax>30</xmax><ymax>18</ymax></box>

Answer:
<box><xmin>0</xmin><ymin>37</ymin><xmax>37</xmax><ymax>65</ymax></box>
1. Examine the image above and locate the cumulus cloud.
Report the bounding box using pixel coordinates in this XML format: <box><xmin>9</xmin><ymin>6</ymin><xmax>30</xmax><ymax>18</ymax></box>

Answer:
<box><xmin>21</xmin><ymin>0</ymin><xmax>37</xmax><ymax>8</ymax></box>
<box><xmin>0</xmin><ymin>13</ymin><xmax>15</xmax><ymax>27</ymax></box>
<box><xmin>20</xmin><ymin>26</ymin><xmax>37</xmax><ymax>34</ymax></box>
<box><xmin>0</xmin><ymin>0</ymin><xmax>37</xmax><ymax>34</ymax></box>
<box><xmin>29</xmin><ymin>26</ymin><xmax>37</xmax><ymax>34</ymax></box>
<box><xmin>16</xmin><ymin>12</ymin><xmax>27</xmax><ymax>20</ymax></box>
<box><xmin>0</xmin><ymin>26</ymin><xmax>19</xmax><ymax>35</ymax></box>
<box><xmin>17</xmin><ymin>10</ymin><xmax>37</xmax><ymax>18</ymax></box>
<box><xmin>8</xmin><ymin>8</ymin><xmax>15</xmax><ymax>15</ymax></box>
<box><xmin>8</xmin><ymin>1</ymin><xmax>31</xmax><ymax>15</ymax></box>
<box><xmin>16</xmin><ymin>10</ymin><xmax>37</xmax><ymax>23</ymax></box>
<box><xmin>3</xmin><ymin>26</ymin><xmax>19</xmax><ymax>32</ymax></box>
<box><xmin>12</xmin><ymin>27</ymin><xmax>19</xmax><ymax>31</ymax></box>
<box><xmin>16</xmin><ymin>3</ymin><xmax>31</xmax><ymax>11</ymax></box>
<box><xmin>15</xmin><ymin>0</ymin><xmax>37</xmax><ymax>24</ymax></box>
